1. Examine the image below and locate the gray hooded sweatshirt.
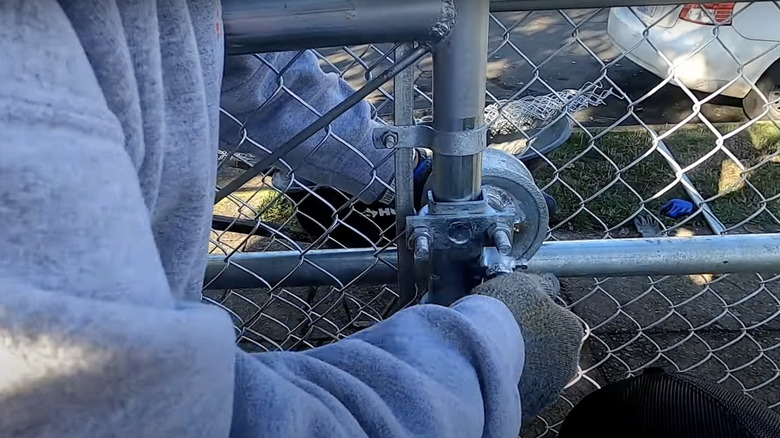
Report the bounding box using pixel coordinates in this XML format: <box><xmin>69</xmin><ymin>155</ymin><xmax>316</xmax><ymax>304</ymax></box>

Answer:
<box><xmin>0</xmin><ymin>1</ymin><xmax>525</xmax><ymax>437</ymax></box>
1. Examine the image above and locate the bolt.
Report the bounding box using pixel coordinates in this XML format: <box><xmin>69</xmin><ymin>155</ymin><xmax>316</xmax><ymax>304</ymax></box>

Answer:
<box><xmin>413</xmin><ymin>235</ymin><xmax>431</xmax><ymax>262</ymax></box>
<box><xmin>492</xmin><ymin>228</ymin><xmax>513</xmax><ymax>256</ymax></box>
<box><xmin>381</xmin><ymin>131</ymin><xmax>398</xmax><ymax>148</ymax></box>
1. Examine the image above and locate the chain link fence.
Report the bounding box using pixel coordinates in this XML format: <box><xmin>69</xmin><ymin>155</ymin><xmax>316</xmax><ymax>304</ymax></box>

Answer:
<box><xmin>208</xmin><ymin>2</ymin><xmax>780</xmax><ymax>435</ymax></box>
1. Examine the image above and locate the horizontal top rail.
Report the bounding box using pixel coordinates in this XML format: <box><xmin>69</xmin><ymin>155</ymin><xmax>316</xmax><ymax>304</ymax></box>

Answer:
<box><xmin>223</xmin><ymin>0</ymin><xmax>454</xmax><ymax>54</ymax></box>
<box><xmin>223</xmin><ymin>0</ymin><xmax>743</xmax><ymax>54</ymax></box>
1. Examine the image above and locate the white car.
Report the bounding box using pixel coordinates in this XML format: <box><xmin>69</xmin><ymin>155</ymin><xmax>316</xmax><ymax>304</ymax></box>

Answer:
<box><xmin>608</xmin><ymin>3</ymin><xmax>780</xmax><ymax>119</ymax></box>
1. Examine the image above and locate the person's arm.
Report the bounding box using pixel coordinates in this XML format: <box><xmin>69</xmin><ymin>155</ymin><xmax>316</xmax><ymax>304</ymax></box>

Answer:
<box><xmin>219</xmin><ymin>52</ymin><xmax>394</xmax><ymax>204</ymax></box>
<box><xmin>230</xmin><ymin>296</ymin><xmax>525</xmax><ymax>438</ymax></box>
<box><xmin>0</xmin><ymin>3</ymin><xmax>237</xmax><ymax>437</ymax></box>
<box><xmin>228</xmin><ymin>271</ymin><xmax>584</xmax><ymax>438</ymax></box>
<box><xmin>1</xmin><ymin>5</ymin><xmax>561</xmax><ymax>438</ymax></box>
<box><xmin>0</xmin><ymin>5</ymin><xmax>522</xmax><ymax>438</ymax></box>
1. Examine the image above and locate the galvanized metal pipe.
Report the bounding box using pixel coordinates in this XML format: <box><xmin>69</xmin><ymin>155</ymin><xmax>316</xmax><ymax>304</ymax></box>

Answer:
<box><xmin>205</xmin><ymin>234</ymin><xmax>780</xmax><ymax>289</ymax></box>
<box><xmin>221</xmin><ymin>0</ymin><xmax>739</xmax><ymax>55</ymax></box>
<box><xmin>523</xmin><ymin>234</ymin><xmax>780</xmax><ymax>277</ymax></box>
<box><xmin>222</xmin><ymin>0</ymin><xmax>744</xmax><ymax>55</ymax></box>
<box><xmin>222</xmin><ymin>0</ymin><xmax>738</xmax><ymax>55</ymax></box>
<box><xmin>425</xmin><ymin>0</ymin><xmax>492</xmax><ymax>306</ymax></box>
<box><xmin>391</xmin><ymin>43</ymin><xmax>419</xmax><ymax>313</ymax></box>
<box><xmin>223</xmin><ymin>0</ymin><xmax>455</xmax><ymax>54</ymax></box>
<box><xmin>431</xmin><ymin>0</ymin><xmax>489</xmax><ymax>203</ymax></box>
<box><xmin>205</xmin><ymin>248</ymin><xmax>399</xmax><ymax>289</ymax></box>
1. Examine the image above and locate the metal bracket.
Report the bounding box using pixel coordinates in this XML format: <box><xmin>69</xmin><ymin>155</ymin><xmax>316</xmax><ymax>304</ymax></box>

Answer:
<box><xmin>373</xmin><ymin>124</ymin><xmax>487</xmax><ymax>156</ymax></box>
<box><xmin>407</xmin><ymin>191</ymin><xmax>515</xmax><ymax>259</ymax></box>
<box><xmin>413</xmin><ymin>149</ymin><xmax>549</xmax><ymax>261</ymax></box>
<box><xmin>481</xmin><ymin>247</ymin><xmax>517</xmax><ymax>278</ymax></box>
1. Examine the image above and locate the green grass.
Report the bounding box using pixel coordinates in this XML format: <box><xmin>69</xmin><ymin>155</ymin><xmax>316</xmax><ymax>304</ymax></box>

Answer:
<box><xmin>534</xmin><ymin>123</ymin><xmax>780</xmax><ymax>233</ymax></box>
<box><xmin>214</xmin><ymin>169</ymin><xmax>298</xmax><ymax>227</ymax></box>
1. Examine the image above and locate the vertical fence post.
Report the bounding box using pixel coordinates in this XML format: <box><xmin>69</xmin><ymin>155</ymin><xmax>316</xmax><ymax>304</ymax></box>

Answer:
<box><xmin>392</xmin><ymin>43</ymin><xmax>419</xmax><ymax>313</ymax></box>
<box><xmin>427</xmin><ymin>0</ymin><xmax>492</xmax><ymax>305</ymax></box>
<box><xmin>432</xmin><ymin>0</ymin><xmax>489</xmax><ymax>202</ymax></box>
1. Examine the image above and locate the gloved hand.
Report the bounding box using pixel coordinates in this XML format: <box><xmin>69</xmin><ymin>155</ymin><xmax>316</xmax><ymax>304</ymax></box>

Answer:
<box><xmin>471</xmin><ymin>272</ymin><xmax>583</xmax><ymax>421</ymax></box>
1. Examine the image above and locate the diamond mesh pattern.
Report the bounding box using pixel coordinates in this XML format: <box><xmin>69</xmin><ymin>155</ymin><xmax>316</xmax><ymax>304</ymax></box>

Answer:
<box><xmin>208</xmin><ymin>3</ymin><xmax>780</xmax><ymax>436</ymax></box>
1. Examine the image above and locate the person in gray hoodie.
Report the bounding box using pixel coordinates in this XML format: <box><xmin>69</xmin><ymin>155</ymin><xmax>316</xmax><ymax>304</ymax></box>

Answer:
<box><xmin>0</xmin><ymin>1</ymin><xmax>583</xmax><ymax>437</ymax></box>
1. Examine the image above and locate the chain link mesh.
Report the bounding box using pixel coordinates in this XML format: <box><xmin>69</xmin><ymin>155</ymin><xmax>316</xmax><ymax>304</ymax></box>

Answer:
<box><xmin>208</xmin><ymin>2</ymin><xmax>780</xmax><ymax>436</ymax></box>
<box><xmin>485</xmin><ymin>85</ymin><xmax>614</xmax><ymax>133</ymax></box>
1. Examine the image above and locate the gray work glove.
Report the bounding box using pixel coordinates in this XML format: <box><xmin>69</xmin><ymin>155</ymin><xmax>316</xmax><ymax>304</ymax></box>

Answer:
<box><xmin>471</xmin><ymin>272</ymin><xmax>583</xmax><ymax>421</ymax></box>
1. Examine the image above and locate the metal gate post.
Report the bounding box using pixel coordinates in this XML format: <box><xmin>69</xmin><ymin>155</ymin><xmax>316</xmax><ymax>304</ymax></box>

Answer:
<box><xmin>427</xmin><ymin>0</ymin><xmax>492</xmax><ymax>305</ymax></box>
<box><xmin>431</xmin><ymin>0</ymin><xmax>489</xmax><ymax>202</ymax></box>
<box><xmin>392</xmin><ymin>43</ymin><xmax>419</xmax><ymax>312</ymax></box>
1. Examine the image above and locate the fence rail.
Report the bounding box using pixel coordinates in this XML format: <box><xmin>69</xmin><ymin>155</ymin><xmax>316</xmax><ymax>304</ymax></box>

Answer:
<box><xmin>210</xmin><ymin>1</ymin><xmax>780</xmax><ymax>435</ymax></box>
<box><xmin>206</xmin><ymin>234</ymin><xmax>780</xmax><ymax>287</ymax></box>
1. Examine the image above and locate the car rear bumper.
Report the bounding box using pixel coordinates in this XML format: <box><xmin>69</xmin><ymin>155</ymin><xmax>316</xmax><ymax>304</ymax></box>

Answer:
<box><xmin>607</xmin><ymin>7</ymin><xmax>762</xmax><ymax>98</ymax></box>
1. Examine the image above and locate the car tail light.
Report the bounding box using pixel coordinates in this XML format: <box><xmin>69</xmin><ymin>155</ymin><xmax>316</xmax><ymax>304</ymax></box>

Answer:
<box><xmin>679</xmin><ymin>3</ymin><xmax>736</xmax><ymax>25</ymax></box>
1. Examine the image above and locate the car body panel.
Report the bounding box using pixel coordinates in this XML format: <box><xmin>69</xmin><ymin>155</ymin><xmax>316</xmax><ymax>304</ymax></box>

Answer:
<box><xmin>608</xmin><ymin>4</ymin><xmax>780</xmax><ymax>98</ymax></box>
<box><xmin>732</xmin><ymin>3</ymin><xmax>780</xmax><ymax>42</ymax></box>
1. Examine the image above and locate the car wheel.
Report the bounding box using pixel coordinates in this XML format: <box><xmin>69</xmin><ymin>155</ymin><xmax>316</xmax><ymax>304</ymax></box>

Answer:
<box><xmin>743</xmin><ymin>63</ymin><xmax>780</xmax><ymax>120</ymax></box>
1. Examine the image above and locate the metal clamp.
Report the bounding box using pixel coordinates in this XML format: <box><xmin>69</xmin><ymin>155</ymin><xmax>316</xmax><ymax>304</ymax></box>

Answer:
<box><xmin>407</xmin><ymin>190</ymin><xmax>516</xmax><ymax>256</ymax></box>
<box><xmin>373</xmin><ymin>124</ymin><xmax>487</xmax><ymax>156</ymax></box>
<box><xmin>415</xmin><ymin>149</ymin><xmax>550</xmax><ymax>260</ymax></box>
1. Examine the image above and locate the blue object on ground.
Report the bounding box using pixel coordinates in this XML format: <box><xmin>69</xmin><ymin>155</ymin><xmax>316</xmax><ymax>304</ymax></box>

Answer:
<box><xmin>661</xmin><ymin>199</ymin><xmax>695</xmax><ymax>219</ymax></box>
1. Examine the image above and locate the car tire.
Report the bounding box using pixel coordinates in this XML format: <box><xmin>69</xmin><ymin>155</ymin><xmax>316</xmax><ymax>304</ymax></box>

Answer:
<box><xmin>743</xmin><ymin>63</ymin><xmax>780</xmax><ymax>120</ymax></box>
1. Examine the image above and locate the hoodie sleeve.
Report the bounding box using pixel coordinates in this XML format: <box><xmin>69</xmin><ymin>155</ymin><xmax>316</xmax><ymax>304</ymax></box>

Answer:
<box><xmin>0</xmin><ymin>2</ymin><xmax>237</xmax><ymax>437</ymax></box>
<box><xmin>0</xmin><ymin>4</ymin><xmax>524</xmax><ymax>438</ymax></box>
<box><xmin>230</xmin><ymin>295</ymin><xmax>525</xmax><ymax>438</ymax></box>
<box><xmin>219</xmin><ymin>51</ymin><xmax>394</xmax><ymax>204</ymax></box>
